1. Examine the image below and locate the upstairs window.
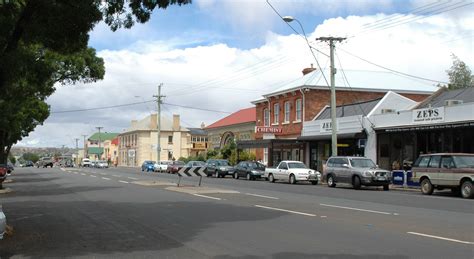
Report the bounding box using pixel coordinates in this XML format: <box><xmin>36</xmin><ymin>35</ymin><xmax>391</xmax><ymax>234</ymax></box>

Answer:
<box><xmin>284</xmin><ymin>101</ymin><xmax>290</xmax><ymax>123</ymax></box>
<box><xmin>263</xmin><ymin>108</ymin><xmax>270</xmax><ymax>126</ymax></box>
<box><xmin>273</xmin><ymin>103</ymin><xmax>279</xmax><ymax>124</ymax></box>
<box><xmin>295</xmin><ymin>99</ymin><xmax>302</xmax><ymax>121</ymax></box>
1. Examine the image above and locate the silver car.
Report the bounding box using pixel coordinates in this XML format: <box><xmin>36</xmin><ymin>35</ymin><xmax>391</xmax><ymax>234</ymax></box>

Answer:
<box><xmin>324</xmin><ymin>156</ymin><xmax>391</xmax><ymax>190</ymax></box>
<box><xmin>0</xmin><ymin>205</ymin><xmax>6</xmax><ymax>240</ymax></box>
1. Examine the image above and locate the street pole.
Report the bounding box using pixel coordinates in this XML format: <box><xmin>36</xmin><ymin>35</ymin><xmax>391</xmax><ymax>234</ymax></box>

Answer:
<box><xmin>316</xmin><ymin>37</ymin><xmax>346</xmax><ymax>157</ymax></box>
<box><xmin>153</xmin><ymin>83</ymin><xmax>165</xmax><ymax>165</ymax></box>
<box><xmin>82</xmin><ymin>134</ymin><xmax>87</xmax><ymax>158</ymax></box>
<box><xmin>96</xmin><ymin>126</ymin><xmax>103</xmax><ymax>160</ymax></box>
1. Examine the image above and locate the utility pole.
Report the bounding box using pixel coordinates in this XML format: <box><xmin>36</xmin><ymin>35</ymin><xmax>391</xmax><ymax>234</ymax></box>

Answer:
<box><xmin>74</xmin><ymin>138</ymin><xmax>79</xmax><ymax>150</ymax></box>
<box><xmin>316</xmin><ymin>37</ymin><xmax>346</xmax><ymax>157</ymax></box>
<box><xmin>153</xmin><ymin>83</ymin><xmax>165</xmax><ymax>165</ymax></box>
<box><xmin>82</xmin><ymin>134</ymin><xmax>88</xmax><ymax>158</ymax></box>
<box><xmin>96</xmin><ymin>126</ymin><xmax>103</xmax><ymax>160</ymax></box>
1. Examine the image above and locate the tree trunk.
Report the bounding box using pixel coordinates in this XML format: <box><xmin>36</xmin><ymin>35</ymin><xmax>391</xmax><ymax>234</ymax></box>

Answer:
<box><xmin>0</xmin><ymin>131</ymin><xmax>9</xmax><ymax>164</ymax></box>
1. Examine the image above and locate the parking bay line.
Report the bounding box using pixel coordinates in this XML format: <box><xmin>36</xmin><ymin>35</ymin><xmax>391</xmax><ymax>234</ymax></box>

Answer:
<box><xmin>407</xmin><ymin>232</ymin><xmax>474</xmax><ymax>245</ymax></box>
<box><xmin>119</xmin><ymin>180</ymin><xmax>130</xmax><ymax>184</ymax></box>
<box><xmin>319</xmin><ymin>203</ymin><xmax>395</xmax><ymax>215</ymax></box>
<box><xmin>193</xmin><ymin>194</ymin><xmax>222</xmax><ymax>201</ymax></box>
<box><xmin>255</xmin><ymin>205</ymin><xmax>316</xmax><ymax>217</ymax></box>
<box><xmin>245</xmin><ymin>193</ymin><xmax>279</xmax><ymax>200</ymax></box>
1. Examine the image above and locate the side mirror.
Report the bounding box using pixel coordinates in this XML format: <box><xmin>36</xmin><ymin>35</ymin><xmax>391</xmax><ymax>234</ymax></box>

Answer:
<box><xmin>376</xmin><ymin>164</ymin><xmax>379</xmax><ymax>168</ymax></box>
<box><xmin>342</xmin><ymin>164</ymin><xmax>349</xmax><ymax>168</ymax></box>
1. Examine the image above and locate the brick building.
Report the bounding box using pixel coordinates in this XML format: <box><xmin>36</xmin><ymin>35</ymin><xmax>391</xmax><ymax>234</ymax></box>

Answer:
<box><xmin>241</xmin><ymin>68</ymin><xmax>435</xmax><ymax>168</ymax></box>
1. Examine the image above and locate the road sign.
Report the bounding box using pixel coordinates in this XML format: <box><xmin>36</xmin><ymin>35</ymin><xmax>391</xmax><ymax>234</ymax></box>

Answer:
<box><xmin>176</xmin><ymin>166</ymin><xmax>207</xmax><ymax>187</ymax></box>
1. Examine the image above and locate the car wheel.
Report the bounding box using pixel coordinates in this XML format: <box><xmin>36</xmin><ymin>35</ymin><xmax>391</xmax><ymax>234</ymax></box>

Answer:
<box><xmin>268</xmin><ymin>174</ymin><xmax>275</xmax><ymax>183</ymax></box>
<box><xmin>311</xmin><ymin>180</ymin><xmax>318</xmax><ymax>185</ymax></box>
<box><xmin>421</xmin><ymin>178</ymin><xmax>434</xmax><ymax>195</ymax></box>
<box><xmin>246</xmin><ymin>173</ymin><xmax>251</xmax><ymax>181</ymax></box>
<box><xmin>289</xmin><ymin>174</ymin><xmax>296</xmax><ymax>184</ymax></box>
<box><xmin>461</xmin><ymin>181</ymin><xmax>473</xmax><ymax>199</ymax></box>
<box><xmin>327</xmin><ymin>175</ymin><xmax>336</xmax><ymax>187</ymax></box>
<box><xmin>383</xmin><ymin>184</ymin><xmax>389</xmax><ymax>191</ymax></box>
<box><xmin>352</xmin><ymin>176</ymin><xmax>361</xmax><ymax>190</ymax></box>
<box><xmin>234</xmin><ymin>173</ymin><xmax>239</xmax><ymax>179</ymax></box>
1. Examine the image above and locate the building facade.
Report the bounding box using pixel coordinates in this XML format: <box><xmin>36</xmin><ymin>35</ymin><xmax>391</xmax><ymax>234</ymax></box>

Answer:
<box><xmin>188</xmin><ymin>127</ymin><xmax>208</xmax><ymax>157</ymax></box>
<box><xmin>87</xmin><ymin>132</ymin><xmax>119</xmax><ymax>161</ymax></box>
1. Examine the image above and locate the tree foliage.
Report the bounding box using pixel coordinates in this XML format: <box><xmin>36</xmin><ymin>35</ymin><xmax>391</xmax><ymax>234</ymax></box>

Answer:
<box><xmin>22</xmin><ymin>152</ymin><xmax>39</xmax><ymax>163</ymax></box>
<box><xmin>446</xmin><ymin>54</ymin><xmax>474</xmax><ymax>89</ymax></box>
<box><xmin>0</xmin><ymin>0</ymin><xmax>191</xmax><ymax>163</ymax></box>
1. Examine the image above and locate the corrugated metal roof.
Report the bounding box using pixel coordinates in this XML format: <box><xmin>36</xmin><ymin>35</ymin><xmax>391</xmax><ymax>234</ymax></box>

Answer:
<box><xmin>87</xmin><ymin>147</ymin><xmax>104</xmax><ymax>154</ymax></box>
<box><xmin>206</xmin><ymin>107</ymin><xmax>256</xmax><ymax>129</ymax></box>
<box><xmin>417</xmin><ymin>87</ymin><xmax>474</xmax><ymax>108</ymax></box>
<box><xmin>88</xmin><ymin>133</ymin><xmax>119</xmax><ymax>141</ymax></box>
<box><xmin>316</xmin><ymin>98</ymin><xmax>382</xmax><ymax>120</ymax></box>
<box><xmin>188</xmin><ymin>128</ymin><xmax>207</xmax><ymax>136</ymax></box>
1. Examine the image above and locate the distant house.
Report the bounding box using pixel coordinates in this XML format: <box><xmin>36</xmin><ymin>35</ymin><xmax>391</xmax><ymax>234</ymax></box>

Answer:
<box><xmin>188</xmin><ymin>126</ymin><xmax>208</xmax><ymax>157</ymax></box>
<box><xmin>87</xmin><ymin>132</ymin><xmax>119</xmax><ymax>161</ymax></box>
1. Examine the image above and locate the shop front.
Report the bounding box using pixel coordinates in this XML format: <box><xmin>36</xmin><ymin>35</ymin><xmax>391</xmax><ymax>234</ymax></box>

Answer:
<box><xmin>236</xmin><ymin>139</ymin><xmax>305</xmax><ymax>167</ymax></box>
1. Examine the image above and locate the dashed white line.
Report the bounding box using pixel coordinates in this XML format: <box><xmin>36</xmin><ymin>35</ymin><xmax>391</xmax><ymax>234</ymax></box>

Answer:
<box><xmin>128</xmin><ymin>177</ymin><xmax>139</xmax><ymax>180</ymax></box>
<box><xmin>102</xmin><ymin>177</ymin><xmax>111</xmax><ymax>180</ymax></box>
<box><xmin>80</xmin><ymin>173</ymin><xmax>86</xmax><ymax>176</ymax></box>
<box><xmin>319</xmin><ymin>203</ymin><xmax>395</xmax><ymax>215</ymax></box>
<box><xmin>407</xmin><ymin>232</ymin><xmax>474</xmax><ymax>245</ymax></box>
<box><xmin>119</xmin><ymin>180</ymin><xmax>129</xmax><ymax>184</ymax></box>
<box><xmin>113</xmin><ymin>175</ymin><xmax>121</xmax><ymax>177</ymax></box>
<box><xmin>90</xmin><ymin>175</ymin><xmax>97</xmax><ymax>178</ymax></box>
<box><xmin>193</xmin><ymin>194</ymin><xmax>222</xmax><ymax>200</ymax></box>
<box><xmin>245</xmin><ymin>193</ymin><xmax>279</xmax><ymax>199</ymax></box>
<box><xmin>255</xmin><ymin>205</ymin><xmax>316</xmax><ymax>217</ymax></box>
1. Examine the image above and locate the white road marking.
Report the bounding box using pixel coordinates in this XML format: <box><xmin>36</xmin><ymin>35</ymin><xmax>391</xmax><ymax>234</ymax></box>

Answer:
<box><xmin>102</xmin><ymin>177</ymin><xmax>111</xmax><ymax>180</ymax></box>
<box><xmin>320</xmin><ymin>216</ymin><xmax>327</xmax><ymax>218</ymax></box>
<box><xmin>113</xmin><ymin>175</ymin><xmax>121</xmax><ymax>177</ymax></box>
<box><xmin>60</xmin><ymin>168</ymin><xmax>65</xmax><ymax>171</ymax></box>
<box><xmin>90</xmin><ymin>175</ymin><xmax>97</xmax><ymax>178</ymax></box>
<box><xmin>73</xmin><ymin>172</ymin><xmax>78</xmax><ymax>174</ymax></box>
<box><xmin>407</xmin><ymin>232</ymin><xmax>474</xmax><ymax>245</ymax></box>
<box><xmin>319</xmin><ymin>203</ymin><xmax>395</xmax><ymax>215</ymax></box>
<box><xmin>193</xmin><ymin>194</ymin><xmax>222</xmax><ymax>200</ymax></box>
<box><xmin>128</xmin><ymin>177</ymin><xmax>139</xmax><ymax>180</ymax></box>
<box><xmin>255</xmin><ymin>205</ymin><xmax>316</xmax><ymax>217</ymax></box>
<box><xmin>119</xmin><ymin>180</ymin><xmax>129</xmax><ymax>184</ymax></box>
<box><xmin>245</xmin><ymin>193</ymin><xmax>279</xmax><ymax>199</ymax></box>
<box><xmin>80</xmin><ymin>173</ymin><xmax>86</xmax><ymax>176</ymax></box>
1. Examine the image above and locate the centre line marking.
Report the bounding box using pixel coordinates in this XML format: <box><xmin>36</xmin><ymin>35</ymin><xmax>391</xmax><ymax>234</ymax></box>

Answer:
<box><xmin>102</xmin><ymin>177</ymin><xmax>111</xmax><ymax>180</ymax></box>
<box><xmin>245</xmin><ymin>193</ymin><xmax>279</xmax><ymax>199</ymax></box>
<box><xmin>320</xmin><ymin>203</ymin><xmax>394</xmax><ymax>215</ymax></box>
<box><xmin>90</xmin><ymin>175</ymin><xmax>97</xmax><ymax>178</ymax></box>
<box><xmin>407</xmin><ymin>232</ymin><xmax>474</xmax><ymax>245</ymax></box>
<box><xmin>193</xmin><ymin>194</ymin><xmax>222</xmax><ymax>200</ymax></box>
<box><xmin>119</xmin><ymin>180</ymin><xmax>129</xmax><ymax>184</ymax></box>
<box><xmin>113</xmin><ymin>175</ymin><xmax>121</xmax><ymax>177</ymax></box>
<box><xmin>128</xmin><ymin>177</ymin><xmax>139</xmax><ymax>180</ymax></box>
<box><xmin>255</xmin><ymin>205</ymin><xmax>316</xmax><ymax>217</ymax></box>
<box><xmin>80</xmin><ymin>173</ymin><xmax>86</xmax><ymax>176</ymax></box>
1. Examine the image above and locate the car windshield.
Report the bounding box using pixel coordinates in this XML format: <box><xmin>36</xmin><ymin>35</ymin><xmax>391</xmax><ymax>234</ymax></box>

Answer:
<box><xmin>350</xmin><ymin>158</ymin><xmax>376</xmax><ymax>168</ymax></box>
<box><xmin>453</xmin><ymin>155</ymin><xmax>474</xmax><ymax>168</ymax></box>
<box><xmin>288</xmin><ymin>162</ymin><xmax>306</xmax><ymax>169</ymax></box>
<box><xmin>248</xmin><ymin>162</ymin><xmax>265</xmax><ymax>170</ymax></box>
<box><xmin>216</xmin><ymin>160</ymin><xmax>229</xmax><ymax>166</ymax></box>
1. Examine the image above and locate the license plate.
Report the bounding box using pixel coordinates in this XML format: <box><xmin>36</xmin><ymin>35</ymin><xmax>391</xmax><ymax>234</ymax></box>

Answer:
<box><xmin>377</xmin><ymin>177</ymin><xmax>386</xmax><ymax>181</ymax></box>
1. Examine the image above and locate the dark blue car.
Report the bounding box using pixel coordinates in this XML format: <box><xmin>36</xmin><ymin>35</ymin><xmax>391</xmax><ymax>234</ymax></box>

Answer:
<box><xmin>141</xmin><ymin>161</ymin><xmax>156</xmax><ymax>172</ymax></box>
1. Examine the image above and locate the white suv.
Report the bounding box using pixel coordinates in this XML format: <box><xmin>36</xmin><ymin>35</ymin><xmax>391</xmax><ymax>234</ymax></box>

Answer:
<box><xmin>81</xmin><ymin>158</ymin><xmax>91</xmax><ymax>167</ymax></box>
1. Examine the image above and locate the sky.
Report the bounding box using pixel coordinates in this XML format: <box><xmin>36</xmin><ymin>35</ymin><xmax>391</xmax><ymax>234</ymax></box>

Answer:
<box><xmin>17</xmin><ymin>0</ymin><xmax>473</xmax><ymax>148</ymax></box>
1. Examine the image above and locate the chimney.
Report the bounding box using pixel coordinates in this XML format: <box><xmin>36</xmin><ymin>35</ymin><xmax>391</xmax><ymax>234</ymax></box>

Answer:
<box><xmin>302</xmin><ymin>63</ymin><xmax>316</xmax><ymax>76</ymax></box>
<box><xmin>150</xmin><ymin>114</ymin><xmax>157</xmax><ymax>130</ymax></box>
<box><xmin>173</xmin><ymin>114</ymin><xmax>180</xmax><ymax>131</ymax></box>
<box><xmin>200</xmin><ymin>122</ymin><xmax>205</xmax><ymax>129</ymax></box>
<box><xmin>131</xmin><ymin>120</ymin><xmax>138</xmax><ymax>128</ymax></box>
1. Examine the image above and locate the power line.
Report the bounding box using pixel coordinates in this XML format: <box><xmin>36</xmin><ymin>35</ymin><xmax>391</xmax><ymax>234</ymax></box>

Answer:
<box><xmin>50</xmin><ymin>100</ymin><xmax>156</xmax><ymax>114</ymax></box>
<box><xmin>162</xmin><ymin>102</ymin><xmax>231</xmax><ymax>114</ymax></box>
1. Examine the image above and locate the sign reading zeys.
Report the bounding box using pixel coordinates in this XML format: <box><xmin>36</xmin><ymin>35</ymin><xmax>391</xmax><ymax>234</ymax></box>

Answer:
<box><xmin>412</xmin><ymin>107</ymin><xmax>444</xmax><ymax>124</ymax></box>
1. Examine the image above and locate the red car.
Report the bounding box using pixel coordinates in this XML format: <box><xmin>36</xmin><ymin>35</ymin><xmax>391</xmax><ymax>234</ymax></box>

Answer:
<box><xmin>166</xmin><ymin>161</ymin><xmax>185</xmax><ymax>174</ymax></box>
<box><xmin>0</xmin><ymin>164</ymin><xmax>7</xmax><ymax>185</ymax></box>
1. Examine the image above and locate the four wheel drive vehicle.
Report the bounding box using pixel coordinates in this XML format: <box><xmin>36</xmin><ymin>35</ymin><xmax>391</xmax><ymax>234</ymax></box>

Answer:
<box><xmin>265</xmin><ymin>160</ymin><xmax>321</xmax><ymax>185</ymax></box>
<box><xmin>166</xmin><ymin>161</ymin><xmax>186</xmax><ymax>174</ymax></box>
<box><xmin>25</xmin><ymin>161</ymin><xmax>34</xmax><ymax>167</ymax></box>
<box><xmin>36</xmin><ymin>157</ymin><xmax>54</xmax><ymax>168</ymax></box>
<box><xmin>141</xmin><ymin>160</ymin><xmax>156</xmax><ymax>172</ymax></box>
<box><xmin>412</xmin><ymin>153</ymin><xmax>474</xmax><ymax>199</ymax></box>
<box><xmin>234</xmin><ymin>161</ymin><xmax>265</xmax><ymax>180</ymax></box>
<box><xmin>154</xmin><ymin>161</ymin><xmax>171</xmax><ymax>172</ymax></box>
<box><xmin>81</xmin><ymin>158</ymin><xmax>91</xmax><ymax>167</ymax></box>
<box><xmin>0</xmin><ymin>205</ymin><xmax>6</xmax><ymax>240</ymax></box>
<box><xmin>324</xmin><ymin>157</ymin><xmax>391</xmax><ymax>190</ymax></box>
<box><xmin>206</xmin><ymin>159</ymin><xmax>235</xmax><ymax>178</ymax></box>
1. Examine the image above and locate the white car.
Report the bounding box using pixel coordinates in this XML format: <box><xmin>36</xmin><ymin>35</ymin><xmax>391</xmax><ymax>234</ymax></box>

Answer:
<box><xmin>154</xmin><ymin>161</ymin><xmax>170</xmax><ymax>172</ymax></box>
<box><xmin>0</xmin><ymin>205</ymin><xmax>6</xmax><ymax>240</ymax></box>
<box><xmin>265</xmin><ymin>160</ymin><xmax>321</xmax><ymax>185</ymax></box>
<box><xmin>81</xmin><ymin>158</ymin><xmax>91</xmax><ymax>167</ymax></box>
<box><xmin>97</xmin><ymin>160</ymin><xmax>109</xmax><ymax>168</ymax></box>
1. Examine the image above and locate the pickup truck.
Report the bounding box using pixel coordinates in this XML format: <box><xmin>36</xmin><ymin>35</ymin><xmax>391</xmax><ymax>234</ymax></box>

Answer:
<box><xmin>37</xmin><ymin>157</ymin><xmax>54</xmax><ymax>168</ymax></box>
<box><xmin>265</xmin><ymin>161</ymin><xmax>321</xmax><ymax>185</ymax></box>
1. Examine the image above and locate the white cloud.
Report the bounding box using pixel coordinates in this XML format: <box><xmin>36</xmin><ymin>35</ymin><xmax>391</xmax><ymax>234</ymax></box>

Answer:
<box><xmin>17</xmin><ymin>10</ymin><xmax>473</xmax><ymax>148</ymax></box>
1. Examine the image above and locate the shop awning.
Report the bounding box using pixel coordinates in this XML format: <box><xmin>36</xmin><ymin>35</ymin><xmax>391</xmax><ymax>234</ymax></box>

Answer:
<box><xmin>375</xmin><ymin>121</ymin><xmax>474</xmax><ymax>133</ymax></box>
<box><xmin>297</xmin><ymin>131</ymin><xmax>367</xmax><ymax>141</ymax></box>
<box><xmin>236</xmin><ymin>139</ymin><xmax>299</xmax><ymax>149</ymax></box>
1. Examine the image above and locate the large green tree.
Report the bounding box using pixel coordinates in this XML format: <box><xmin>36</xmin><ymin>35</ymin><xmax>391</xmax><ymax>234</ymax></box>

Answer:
<box><xmin>0</xmin><ymin>0</ymin><xmax>191</xmax><ymax>163</ymax></box>
<box><xmin>446</xmin><ymin>54</ymin><xmax>474</xmax><ymax>89</ymax></box>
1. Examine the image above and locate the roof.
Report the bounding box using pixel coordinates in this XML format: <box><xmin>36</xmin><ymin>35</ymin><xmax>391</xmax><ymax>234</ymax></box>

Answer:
<box><xmin>206</xmin><ymin>107</ymin><xmax>256</xmax><ymax>129</ymax></box>
<box><xmin>88</xmin><ymin>133</ymin><xmax>119</xmax><ymax>141</ymax></box>
<box><xmin>111</xmin><ymin>137</ymin><xmax>119</xmax><ymax>145</ymax></box>
<box><xmin>316</xmin><ymin>98</ymin><xmax>382</xmax><ymax>120</ymax></box>
<box><xmin>188</xmin><ymin>128</ymin><xmax>208</xmax><ymax>136</ymax></box>
<box><xmin>122</xmin><ymin>114</ymin><xmax>188</xmax><ymax>133</ymax></box>
<box><xmin>87</xmin><ymin>147</ymin><xmax>104</xmax><ymax>154</ymax></box>
<box><xmin>253</xmin><ymin>69</ymin><xmax>437</xmax><ymax>103</ymax></box>
<box><xmin>416</xmin><ymin>87</ymin><xmax>474</xmax><ymax>108</ymax></box>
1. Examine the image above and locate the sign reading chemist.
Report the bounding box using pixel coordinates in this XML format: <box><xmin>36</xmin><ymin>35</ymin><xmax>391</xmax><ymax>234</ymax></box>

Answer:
<box><xmin>412</xmin><ymin>107</ymin><xmax>444</xmax><ymax>124</ymax></box>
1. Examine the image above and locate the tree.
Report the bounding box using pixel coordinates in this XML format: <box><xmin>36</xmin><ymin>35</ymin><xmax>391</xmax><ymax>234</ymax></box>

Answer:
<box><xmin>8</xmin><ymin>154</ymin><xmax>16</xmax><ymax>164</ymax></box>
<box><xmin>22</xmin><ymin>152</ymin><xmax>39</xmax><ymax>163</ymax></box>
<box><xmin>446</xmin><ymin>54</ymin><xmax>474</xmax><ymax>89</ymax></box>
<box><xmin>0</xmin><ymin>0</ymin><xmax>191</xmax><ymax>164</ymax></box>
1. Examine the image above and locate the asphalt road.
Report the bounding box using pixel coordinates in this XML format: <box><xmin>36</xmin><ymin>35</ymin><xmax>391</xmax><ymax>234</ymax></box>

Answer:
<box><xmin>0</xmin><ymin>166</ymin><xmax>473</xmax><ymax>258</ymax></box>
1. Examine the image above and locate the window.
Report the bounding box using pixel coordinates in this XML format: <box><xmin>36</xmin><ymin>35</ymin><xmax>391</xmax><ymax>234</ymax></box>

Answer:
<box><xmin>168</xmin><ymin>136</ymin><xmax>173</xmax><ymax>144</ymax></box>
<box><xmin>284</xmin><ymin>101</ymin><xmax>290</xmax><ymax>122</ymax></box>
<box><xmin>428</xmin><ymin>155</ymin><xmax>441</xmax><ymax>168</ymax></box>
<box><xmin>273</xmin><ymin>103</ymin><xmax>279</xmax><ymax>124</ymax></box>
<box><xmin>263</xmin><ymin>108</ymin><xmax>270</xmax><ymax>126</ymax></box>
<box><xmin>417</xmin><ymin>156</ymin><xmax>431</xmax><ymax>167</ymax></box>
<box><xmin>441</xmin><ymin>156</ymin><xmax>455</xmax><ymax>169</ymax></box>
<box><xmin>295</xmin><ymin>99</ymin><xmax>302</xmax><ymax>121</ymax></box>
<box><xmin>279</xmin><ymin>162</ymin><xmax>288</xmax><ymax>170</ymax></box>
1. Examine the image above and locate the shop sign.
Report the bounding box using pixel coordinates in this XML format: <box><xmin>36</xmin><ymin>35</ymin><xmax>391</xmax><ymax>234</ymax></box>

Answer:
<box><xmin>412</xmin><ymin>107</ymin><xmax>444</xmax><ymax>124</ymax></box>
<box><xmin>319</xmin><ymin>120</ymin><xmax>339</xmax><ymax>132</ymax></box>
<box><xmin>128</xmin><ymin>149</ymin><xmax>135</xmax><ymax>157</ymax></box>
<box><xmin>194</xmin><ymin>142</ymin><xmax>206</xmax><ymax>149</ymax></box>
<box><xmin>255</xmin><ymin>126</ymin><xmax>282</xmax><ymax>133</ymax></box>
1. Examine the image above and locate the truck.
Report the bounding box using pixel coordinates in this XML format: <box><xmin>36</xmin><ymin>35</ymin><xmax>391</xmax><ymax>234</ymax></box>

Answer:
<box><xmin>265</xmin><ymin>160</ymin><xmax>321</xmax><ymax>185</ymax></box>
<box><xmin>37</xmin><ymin>157</ymin><xmax>54</xmax><ymax>168</ymax></box>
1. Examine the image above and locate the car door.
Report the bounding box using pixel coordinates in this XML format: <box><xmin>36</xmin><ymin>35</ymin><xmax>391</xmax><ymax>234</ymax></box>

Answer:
<box><xmin>427</xmin><ymin>155</ymin><xmax>441</xmax><ymax>185</ymax></box>
<box><xmin>439</xmin><ymin>156</ymin><xmax>455</xmax><ymax>186</ymax></box>
<box><xmin>338</xmin><ymin>158</ymin><xmax>351</xmax><ymax>184</ymax></box>
<box><xmin>235</xmin><ymin>162</ymin><xmax>243</xmax><ymax>177</ymax></box>
<box><xmin>277</xmin><ymin>162</ymin><xmax>288</xmax><ymax>180</ymax></box>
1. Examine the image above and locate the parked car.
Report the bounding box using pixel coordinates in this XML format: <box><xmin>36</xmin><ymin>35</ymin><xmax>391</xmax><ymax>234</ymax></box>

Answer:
<box><xmin>96</xmin><ymin>160</ymin><xmax>109</xmax><ymax>169</ymax></box>
<box><xmin>81</xmin><ymin>158</ymin><xmax>91</xmax><ymax>167</ymax></box>
<box><xmin>166</xmin><ymin>161</ymin><xmax>186</xmax><ymax>174</ymax></box>
<box><xmin>0</xmin><ymin>165</ymin><xmax>8</xmax><ymax>184</ymax></box>
<box><xmin>141</xmin><ymin>160</ymin><xmax>156</xmax><ymax>172</ymax></box>
<box><xmin>91</xmin><ymin>161</ymin><xmax>98</xmax><ymax>168</ymax></box>
<box><xmin>234</xmin><ymin>161</ymin><xmax>265</xmax><ymax>180</ymax></box>
<box><xmin>412</xmin><ymin>153</ymin><xmax>474</xmax><ymax>199</ymax></box>
<box><xmin>206</xmin><ymin>159</ymin><xmax>235</xmax><ymax>178</ymax></box>
<box><xmin>25</xmin><ymin>161</ymin><xmax>34</xmax><ymax>167</ymax></box>
<box><xmin>154</xmin><ymin>161</ymin><xmax>171</xmax><ymax>172</ymax></box>
<box><xmin>324</xmin><ymin>156</ymin><xmax>391</xmax><ymax>190</ymax></box>
<box><xmin>36</xmin><ymin>157</ymin><xmax>54</xmax><ymax>168</ymax></box>
<box><xmin>185</xmin><ymin>161</ymin><xmax>206</xmax><ymax>167</ymax></box>
<box><xmin>265</xmin><ymin>160</ymin><xmax>320</xmax><ymax>185</ymax></box>
<box><xmin>0</xmin><ymin>205</ymin><xmax>6</xmax><ymax>240</ymax></box>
